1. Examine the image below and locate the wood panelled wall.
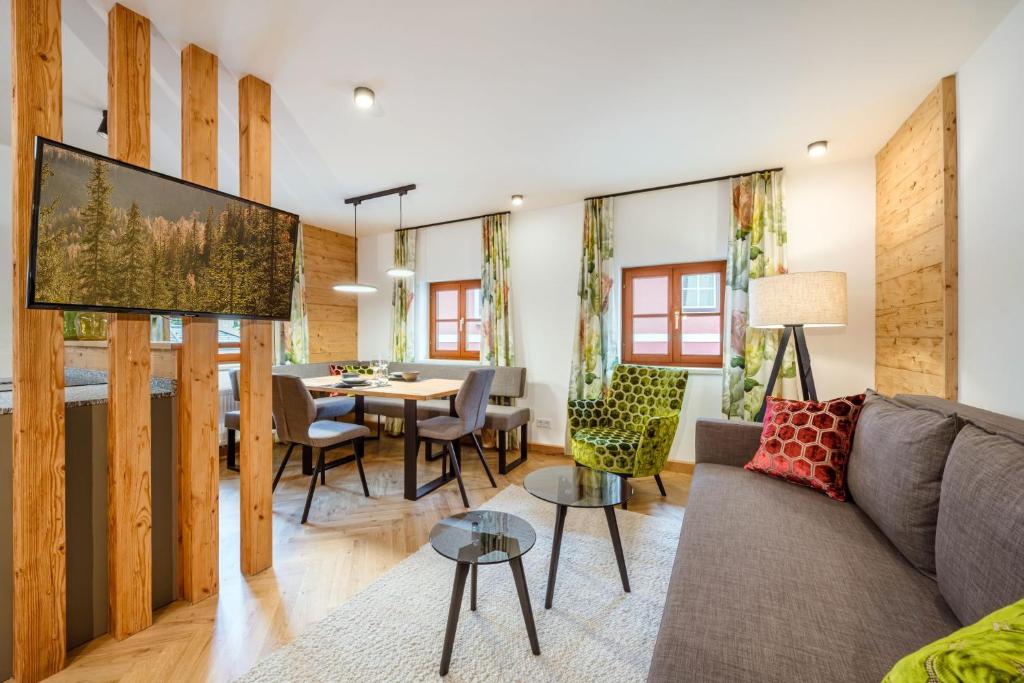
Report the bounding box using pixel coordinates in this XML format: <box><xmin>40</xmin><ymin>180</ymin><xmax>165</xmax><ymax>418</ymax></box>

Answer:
<box><xmin>304</xmin><ymin>224</ymin><xmax>358</xmax><ymax>361</ymax></box>
<box><xmin>875</xmin><ymin>75</ymin><xmax>958</xmax><ymax>399</ymax></box>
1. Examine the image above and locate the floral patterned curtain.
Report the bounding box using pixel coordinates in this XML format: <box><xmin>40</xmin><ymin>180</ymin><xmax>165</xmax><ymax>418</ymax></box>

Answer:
<box><xmin>721</xmin><ymin>171</ymin><xmax>797</xmax><ymax>420</ymax></box>
<box><xmin>385</xmin><ymin>229</ymin><xmax>416</xmax><ymax>435</ymax></box>
<box><xmin>481</xmin><ymin>213</ymin><xmax>513</xmax><ymax>366</ymax></box>
<box><xmin>481</xmin><ymin>213</ymin><xmax>517</xmax><ymax>447</ymax></box>
<box><xmin>275</xmin><ymin>223</ymin><xmax>310</xmax><ymax>365</ymax></box>
<box><xmin>568</xmin><ymin>197</ymin><xmax>618</xmax><ymax>401</ymax></box>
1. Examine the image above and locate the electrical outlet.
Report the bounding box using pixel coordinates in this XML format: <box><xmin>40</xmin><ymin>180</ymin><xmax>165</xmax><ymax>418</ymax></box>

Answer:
<box><xmin>535</xmin><ymin>418</ymin><xmax>552</xmax><ymax>429</ymax></box>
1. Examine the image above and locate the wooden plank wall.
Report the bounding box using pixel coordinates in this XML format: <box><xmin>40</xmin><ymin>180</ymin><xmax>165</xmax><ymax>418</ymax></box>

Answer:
<box><xmin>875</xmin><ymin>75</ymin><xmax>958</xmax><ymax>399</ymax></box>
<box><xmin>106</xmin><ymin>2</ymin><xmax>155</xmax><ymax>640</ymax></box>
<box><xmin>238</xmin><ymin>75</ymin><xmax>275</xmax><ymax>575</ymax></box>
<box><xmin>10</xmin><ymin>0</ymin><xmax>67</xmax><ymax>679</ymax></box>
<box><xmin>304</xmin><ymin>224</ymin><xmax>358</xmax><ymax>361</ymax></box>
<box><xmin>177</xmin><ymin>43</ymin><xmax>221</xmax><ymax>604</ymax></box>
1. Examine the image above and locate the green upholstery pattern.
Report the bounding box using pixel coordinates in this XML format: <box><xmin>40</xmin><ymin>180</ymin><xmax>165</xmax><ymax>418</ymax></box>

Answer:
<box><xmin>568</xmin><ymin>364</ymin><xmax>688</xmax><ymax>477</ymax></box>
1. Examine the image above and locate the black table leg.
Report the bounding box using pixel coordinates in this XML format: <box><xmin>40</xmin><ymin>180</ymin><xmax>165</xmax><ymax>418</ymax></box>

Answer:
<box><xmin>545</xmin><ymin>504</ymin><xmax>568</xmax><ymax>609</ymax></box>
<box><xmin>226</xmin><ymin>429</ymin><xmax>238</xmax><ymax>471</ymax></box>
<box><xmin>440</xmin><ymin>561</ymin><xmax>470</xmax><ymax>677</ymax></box>
<box><xmin>355</xmin><ymin>394</ymin><xmax>365</xmax><ymax>426</ymax></box>
<box><xmin>604</xmin><ymin>506</ymin><xmax>630</xmax><ymax>593</ymax></box>
<box><xmin>509</xmin><ymin>557</ymin><xmax>541</xmax><ymax>655</ymax></box>
<box><xmin>470</xmin><ymin>563</ymin><xmax>477</xmax><ymax>611</ymax></box>
<box><xmin>403</xmin><ymin>398</ymin><xmax>418</xmax><ymax>501</ymax></box>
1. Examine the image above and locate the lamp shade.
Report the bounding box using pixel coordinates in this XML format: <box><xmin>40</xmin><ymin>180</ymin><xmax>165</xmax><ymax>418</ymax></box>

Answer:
<box><xmin>749</xmin><ymin>272</ymin><xmax>847</xmax><ymax>328</ymax></box>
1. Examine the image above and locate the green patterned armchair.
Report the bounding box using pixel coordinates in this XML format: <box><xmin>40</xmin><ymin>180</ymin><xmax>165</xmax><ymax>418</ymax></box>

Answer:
<box><xmin>568</xmin><ymin>364</ymin><xmax>688</xmax><ymax>497</ymax></box>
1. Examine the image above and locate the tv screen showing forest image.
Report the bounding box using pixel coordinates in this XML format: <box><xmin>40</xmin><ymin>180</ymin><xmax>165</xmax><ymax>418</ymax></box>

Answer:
<box><xmin>28</xmin><ymin>138</ymin><xmax>299</xmax><ymax>320</ymax></box>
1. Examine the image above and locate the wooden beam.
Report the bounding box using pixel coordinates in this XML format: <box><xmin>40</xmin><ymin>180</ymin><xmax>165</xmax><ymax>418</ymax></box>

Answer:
<box><xmin>10</xmin><ymin>0</ymin><xmax>67</xmax><ymax>679</ymax></box>
<box><xmin>238</xmin><ymin>74</ymin><xmax>274</xmax><ymax>575</ymax></box>
<box><xmin>177</xmin><ymin>43</ymin><xmax>220</xmax><ymax>603</ymax></box>
<box><xmin>106</xmin><ymin>2</ymin><xmax>153</xmax><ymax>639</ymax></box>
<box><xmin>939</xmin><ymin>75</ymin><xmax>958</xmax><ymax>401</ymax></box>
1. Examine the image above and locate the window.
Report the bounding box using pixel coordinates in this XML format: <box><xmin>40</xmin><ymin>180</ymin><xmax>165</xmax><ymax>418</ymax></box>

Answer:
<box><xmin>622</xmin><ymin>260</ymin><xmax>726</xmax><ymax>367</ymax></box>
<box><xmin>430</xmin><ymin>279</ymin><xmax>482</xmax><ymax>360</ymax></box>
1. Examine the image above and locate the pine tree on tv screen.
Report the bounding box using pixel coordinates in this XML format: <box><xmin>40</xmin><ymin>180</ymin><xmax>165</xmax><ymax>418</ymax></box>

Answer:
<box><xmin>32</xmin><ymin>143</ymin><xmax>298</xmax><ymax>319</ymax></box>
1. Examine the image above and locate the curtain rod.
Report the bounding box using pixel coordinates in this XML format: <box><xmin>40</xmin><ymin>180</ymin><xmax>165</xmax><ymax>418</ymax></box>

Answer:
<box><xmin>397</xmin><ymin>211</ymin><xmax>510</xmax><ymax>232</ymax></box>
<box><xmin>585</xmin><ymin>166</ymin><xmax>784</xmax><ymax>201</ymax></box>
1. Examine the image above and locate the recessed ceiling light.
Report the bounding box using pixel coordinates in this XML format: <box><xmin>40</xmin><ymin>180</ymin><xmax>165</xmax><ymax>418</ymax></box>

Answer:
<box><xmin>353</xmin><ymin>86</ymin><xmax>375</xmax><ymax>110</ymax></box>
<box><xmin>511</xmin><ymin>194</ymin><xmax>524</xmax><ymax>206</ymax></box>
<box><xmin>807</xmin><ymin>140</ymin><xmax>828</xmax><ymax>158</ymax></box>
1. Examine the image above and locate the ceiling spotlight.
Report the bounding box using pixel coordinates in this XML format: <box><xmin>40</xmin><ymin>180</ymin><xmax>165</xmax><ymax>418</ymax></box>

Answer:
<box><xmin>353</xmin><ymin>86</ymin><xmax>375</xmax><ymax>110</ymax></box>
<box><xmin>97</xmin><ymin>109</ymin><xmax>108</xmax><ymax>140</ymax></box>
<box><xmin>511</xmin><ymin>194</ymin><xmax>524</xmax><ymax>207</ymax></box>
<box><xmin>807</xmin><ymin>140</ymin><xmax>828</xmax><ymax>158</ymax></box>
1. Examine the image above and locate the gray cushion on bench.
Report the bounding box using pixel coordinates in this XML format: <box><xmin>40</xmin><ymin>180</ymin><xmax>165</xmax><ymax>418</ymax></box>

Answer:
<box><xmin>363</xmin><ymin>397</ymin><xmax>430</xmax><ymax>419</ymax></box>
<box><xmin>483</xmin><ymin>404</ymin><xmax>530</xmax><ymax>431</ymax></box>
<box><xmin>390</xmin><ymin>362</ymin><xmax>526</xmax><ymax>398</ymax></box>
<box><xmin>648</xmin><ymin>463</ymin><xmax>960</xmax><ymax>683</ymax></box>
<box><xmin>224</xmin><ymin>410</ymin><xmax>240</xmax><ymax>431</ymax></box>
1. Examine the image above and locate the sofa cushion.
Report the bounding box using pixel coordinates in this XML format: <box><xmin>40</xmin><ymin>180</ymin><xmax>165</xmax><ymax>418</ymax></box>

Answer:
<box><xmin>847</xmin><ymin>392</ymin><xmax>958</xmax><ymax>576</ymax></box>
<box><xmin>648</xmin><ymin>463</ymin><xmax>960</xmax><ymax>683</ymax></box>
<box><xmin>362</xmin><ymin>397</ymin><xmax>430</xmax><ymax>419</ymax></box>
<box><xmin>935</xmin><ymin>424</ymin><xmax>1024</xmax><ymax>625</ymax></box>
<box><xmin>883</xmin><ymin>597</ymin><xmax>1024</xmax><ymax>683</ymax></box>
<box><xmin>483</xmin><ymin>404</ymin><xmax>530</xmax><ymax>431</ymax></box>
<box><xmin>745</xmin><ymin>394</ymin><xmax>865</xmax><ymax>501</ymax></box>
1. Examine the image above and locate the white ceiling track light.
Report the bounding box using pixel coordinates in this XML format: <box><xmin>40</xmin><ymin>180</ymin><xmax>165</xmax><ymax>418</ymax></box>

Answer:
<box><xmin>334</xmin><ymin>184</ymin><xmax>417</xmax><ymax>293</ymax></box>
<box><xmin>511</xmin><ymin>194</ymin><xmax>524</xmax><ymax>207</ymax></box>
<box><xmin>386</xmin><ymin>191</ymin><xmax>415</xmax><ymax>278</ymax></box>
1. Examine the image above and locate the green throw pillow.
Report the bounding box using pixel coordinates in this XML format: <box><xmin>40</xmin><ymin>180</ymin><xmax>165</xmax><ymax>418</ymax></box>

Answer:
<box><xmin>884</xmin><ymin>598</ymin><xmax>1024</xmax><ymax>682</ymax></box>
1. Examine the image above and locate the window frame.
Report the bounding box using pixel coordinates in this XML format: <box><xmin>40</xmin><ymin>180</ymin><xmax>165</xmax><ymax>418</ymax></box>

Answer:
<box><xmin>621</xmin><ymin>260</ymin><xmax>726</xmax><ymax>368</ymax></box>
<box><xmin>429</xmin><ymin>279</ymin><xmax>482</xmax><ymax>360</ymax></box>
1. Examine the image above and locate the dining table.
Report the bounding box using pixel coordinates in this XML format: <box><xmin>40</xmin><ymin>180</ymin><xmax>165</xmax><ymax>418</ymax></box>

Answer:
<box><xmin>304</xmin><ymin>375</ymin><xmax>464</xmax><ymax>501</ymax></box>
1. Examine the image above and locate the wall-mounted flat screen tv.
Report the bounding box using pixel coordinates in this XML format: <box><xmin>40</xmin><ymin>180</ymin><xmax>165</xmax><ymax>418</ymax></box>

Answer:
<box><xmin>28</xmin><ymin>137</ymin><xmax>299</xmax><ymax>320</ymax></box>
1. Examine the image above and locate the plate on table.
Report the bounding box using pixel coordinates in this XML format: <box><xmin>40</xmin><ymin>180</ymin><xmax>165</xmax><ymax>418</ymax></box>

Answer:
<box><xmin>337</xmin><ymin>378</ymin><xmax>370</xmax><ymax>388</ymax></box>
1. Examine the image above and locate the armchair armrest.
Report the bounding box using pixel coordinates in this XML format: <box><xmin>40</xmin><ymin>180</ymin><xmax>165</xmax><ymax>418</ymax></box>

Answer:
<box><xmin>634</xmin><ymin>414</ymin><xmax>680</xmax><ymax>477</ymax></box>
<box><xmin>694</xmin><ymin>418</ymin><xmax>763</xmax><ymax>468</ymax></box>
<box><xmin>567</xmin><ymin>398</ymin><xmax>606</xmax><ymax>437</ymax></box>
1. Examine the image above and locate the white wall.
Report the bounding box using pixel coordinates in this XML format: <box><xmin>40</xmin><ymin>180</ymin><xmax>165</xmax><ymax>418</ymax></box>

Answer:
<box><xmin>956</xmin><ymin>0</ymin><xmax>1024</xmax><ymax>418</ymax></box>
<box><xmin>786</xmin><ymin>159</ymin><xmax>877</xmax><ymax>400</ymax></box>
<box><xmin>0</xmin><ymin>143</ymin><xmax>11</xmax><ymax>379</ymax></box>
<box><xmin>357</xmin><ymin>160</ymin><xmax>878</xmax><ymax>460</ymax></box>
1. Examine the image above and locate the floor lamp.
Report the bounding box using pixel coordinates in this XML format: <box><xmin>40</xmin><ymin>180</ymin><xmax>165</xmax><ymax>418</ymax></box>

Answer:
<box><xmin>750</xmin><ymin>272</ymin><xmax>848</xmax><ymax>422</ymax></box>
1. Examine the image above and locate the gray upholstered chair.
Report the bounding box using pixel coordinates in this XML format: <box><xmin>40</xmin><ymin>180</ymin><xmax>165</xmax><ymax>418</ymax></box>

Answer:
<box><xmin>271</xmin><ymin>374</ymin><xmax>371</xmax><ymax>523</ymax></box>
<box><xmin>225</xmin><ymin>368</ymin><xmax>356</xmax><ymax>472</ymax></box>
<box><xmin>416</xmin><ymin>368</ymin><xmax>497</xmax><ymax>508</ymax></box>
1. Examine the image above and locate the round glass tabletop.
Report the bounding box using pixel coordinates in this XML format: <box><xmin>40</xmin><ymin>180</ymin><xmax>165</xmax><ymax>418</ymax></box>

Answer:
<box><xmin>523</xmin><ymin>465</ymin><xmax>631</xmax><ymax>508</ymax></box>
<box><xmin>429</xmin><ymin>511</ymin><xmax>536</xmax><ymax>565</ymax></box>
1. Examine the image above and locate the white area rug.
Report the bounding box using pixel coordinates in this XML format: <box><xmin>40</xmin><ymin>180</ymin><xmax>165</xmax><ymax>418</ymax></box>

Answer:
<box><xmin>238</xmin><ymin>485</ymin><xmax>683</xmax><ymax>682</ymax></box>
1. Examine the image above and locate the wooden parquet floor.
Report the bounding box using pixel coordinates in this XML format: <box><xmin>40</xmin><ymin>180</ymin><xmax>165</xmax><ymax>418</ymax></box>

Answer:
<box><xmin>47</xmin><ymin>438</ymin><xmax>690</xmax><ymax>682</ymax></box>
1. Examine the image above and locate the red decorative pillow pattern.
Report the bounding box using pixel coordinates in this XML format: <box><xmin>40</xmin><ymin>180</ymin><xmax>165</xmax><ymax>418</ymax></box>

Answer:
<box><xmin>745</xmin><ymin>394</ymin><xmax>866</xmax><ymax>501</ymax></box>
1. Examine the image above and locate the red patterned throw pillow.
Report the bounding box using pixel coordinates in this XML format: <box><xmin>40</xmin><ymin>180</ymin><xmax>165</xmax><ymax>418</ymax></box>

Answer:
<box><xmin>745</xmin><ymin>394</ymin><xmax>866</xmax><ymax>501</ymax></box>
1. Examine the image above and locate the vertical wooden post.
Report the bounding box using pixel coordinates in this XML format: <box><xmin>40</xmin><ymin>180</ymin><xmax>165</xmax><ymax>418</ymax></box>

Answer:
<box><xmin>238</xmin><ymin>75</ymin><xmax>274</xmax><ymax>575</ymax></box>
<box><xmin>106</xmin><ymin>2</ymin><xmax>153</xmax><ymax>639</ymax></box>
<box><xmin>177</xmin><ymin>43</ymin><xmax>220</xmax><ymax>603</ymax></box>
<box><xmin>11</xmin><ymin>0</ymin><xmax>67</xmax><ymax>679</ymax></box>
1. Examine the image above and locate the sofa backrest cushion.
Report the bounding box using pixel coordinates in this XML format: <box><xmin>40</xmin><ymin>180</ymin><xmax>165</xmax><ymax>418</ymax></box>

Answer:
<box><xmin>847</xmin><ymin>392</ymin><xmax>958</xmax><ymax>576</ymax></box>
<box><xmin>272</xmin><ymin>362</ymin><xmax>332</xmax><ymax>379</ymax></box>
<box><xmin>605</xmin><ymin>364</ymin><xmax>688</xmax><ymax>433</ymax></box>
<box><xmin>935</xmin><ymin>423</ymin><xmax>1024</xmax><ymax>625</ymax></box>
<box><xmin>895</xmin><ymin>394</ymin><xmax>1024</xmax><ymax>440</ymax></box>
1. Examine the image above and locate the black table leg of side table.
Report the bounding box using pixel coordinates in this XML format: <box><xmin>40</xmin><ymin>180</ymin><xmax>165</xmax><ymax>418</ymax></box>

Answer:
<box><xmin>470</xmin><ymin>563</ymin><xmax>477</xmax><ymax>611</ymax></box>
<box><xmin>604</xmin><ymin>506</ymin><xmax>630</xmax><ymax>593</ymax></box>
<box><xmin>545</xmin><ymin>504</ymin><xmax>568</xmax><ymax>609</ymax></box>
<box><xmin>509</xmin><ymin>557</ymin><xmax>541</xmax><ymax>655</ymax></box>
<box><xmin>440</xmin><ymin>561</ymin><xmax>470</xmax><ymax>677</ymax></box>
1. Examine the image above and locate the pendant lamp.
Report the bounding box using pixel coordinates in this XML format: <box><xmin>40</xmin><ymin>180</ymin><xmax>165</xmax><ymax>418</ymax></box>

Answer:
<box><xmin>333</xmin><ymin>202</ymin><xmax>378</xmax><ymax>294</ymax></box>
<box><xmin>386</xmin><ymin>191</ymin><xmax>415</xmax><ymax>278</ymax></box>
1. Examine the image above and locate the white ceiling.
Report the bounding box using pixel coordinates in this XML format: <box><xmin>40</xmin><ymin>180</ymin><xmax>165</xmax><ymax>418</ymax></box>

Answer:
<box><xmin>1</xmin><ymin>0</ymin><xmax>1017</xmax><ymax>233</ymax></box>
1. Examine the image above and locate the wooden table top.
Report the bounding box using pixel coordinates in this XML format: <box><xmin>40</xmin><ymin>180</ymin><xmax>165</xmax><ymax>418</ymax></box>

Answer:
<box><xmin>303</xmin><ymin>376</ymin><xmax>463</xmax><ymax>401</ymax></box>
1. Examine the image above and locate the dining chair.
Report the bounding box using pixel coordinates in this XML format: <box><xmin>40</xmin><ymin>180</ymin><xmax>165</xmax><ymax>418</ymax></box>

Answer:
<box><xmin>271</xmin><ymin>374</ymin><xmax>371</xmax><ymax>523</ymax></box>
<box><xmin>226</xmin><ymin>368</ymin><xmax>356</xmax><ymax>472</ymax></box>
<box><xmin>416</xmin><ymin>368</ymin><xmax>497</xmax><ymax>508</ymax></box>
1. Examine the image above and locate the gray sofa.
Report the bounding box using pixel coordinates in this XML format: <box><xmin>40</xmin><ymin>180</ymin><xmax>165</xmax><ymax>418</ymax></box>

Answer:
<box><xmin>648</xmin><ymin>392</ymin><xmax>1024</xmax><ymax>682</ymax></box>
<box><xmin>271</xmin><ymin>360</ymin><xmax>530</xmax><ymax>473</ymax></box>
